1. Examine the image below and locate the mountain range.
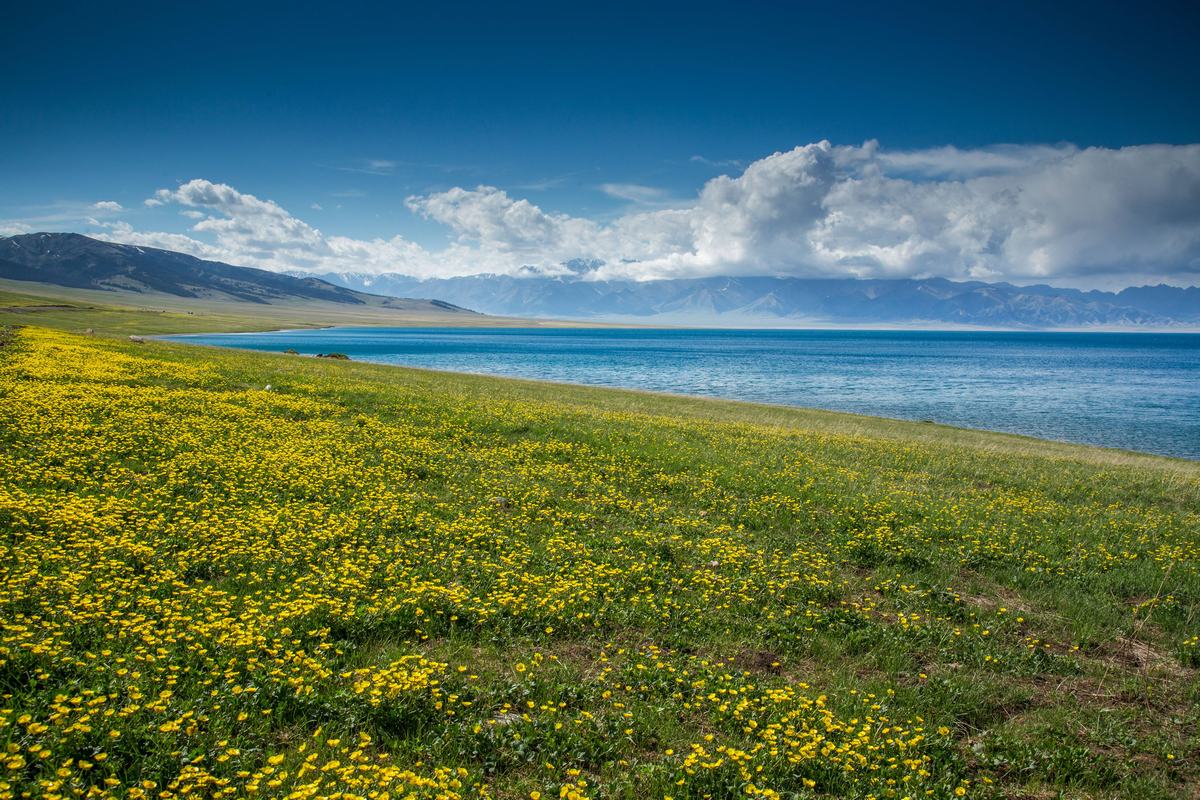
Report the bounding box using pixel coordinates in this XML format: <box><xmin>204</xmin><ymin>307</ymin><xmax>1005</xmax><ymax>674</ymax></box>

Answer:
<box><xmin>310</xmin><ymin>271</ymin><xmax>1200</xmax><ymax>329</ymax></box>
<box><xmin>2</xmin><ymin>233</ymin><xmax>1196</xmax><ymax>328</ymax></box>
<box><xmin>0</xmin><ymin>232</ymin><xmax>471</xmax><ymax>315</ymax></box>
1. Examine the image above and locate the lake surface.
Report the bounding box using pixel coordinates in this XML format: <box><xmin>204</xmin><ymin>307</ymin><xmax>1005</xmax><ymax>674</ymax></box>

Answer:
<box><xmin>170</xmin><ymin>327</ymin><xmax>1200</xmax><ymax>460</ymax></box>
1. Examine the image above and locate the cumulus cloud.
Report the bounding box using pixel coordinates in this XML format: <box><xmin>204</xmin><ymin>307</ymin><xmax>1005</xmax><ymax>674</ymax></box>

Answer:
<box><xmin>809</xmin><ymin>142</ymin><xmax>1200</xmax><ymax>284</ymax></box>
<box><xmin>144</xmin><ymin>179</ymin><xmax>327</xmax><ymax>269</ymax></box>
<box><xmin>408</xmin><ymin>186</ymin><xmax>600</xmax><ymax>257</ymax></box>
<box><xmin>96</xmin><ymin>180</ymin><xmax>478</xmax><ymax>278</ymax></box>
<box><xmin>94</xmin><ymin>142</ymin><xmax>1200</xmax><ymax>287</ymax></box>
<box><xmin>90</xmin><ymin>200</ymin><xmax>124</xmax><ymax>212</ymax></box>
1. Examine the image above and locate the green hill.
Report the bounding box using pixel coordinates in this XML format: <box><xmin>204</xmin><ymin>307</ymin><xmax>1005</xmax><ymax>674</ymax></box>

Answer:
<box><xmin>0</xmin><ymin>231</ymin><xmax>475</xmax><ymax>314</ymax></box>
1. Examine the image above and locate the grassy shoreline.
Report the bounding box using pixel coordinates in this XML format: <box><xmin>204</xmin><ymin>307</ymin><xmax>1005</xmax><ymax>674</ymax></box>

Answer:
<box><xmin>165</xmin><ymin>331</ymin><xmax>1196</xmax><ymax>474</ymax></box>
<box><xmin>7</xmin><ymin>274</ymin><xmax>1196</xmax><ymax>471</ymax></box>
<box><xmin>14</xmin><ymin>275</ymin><xmax>1198</xmax><ymax>472</ymax></box>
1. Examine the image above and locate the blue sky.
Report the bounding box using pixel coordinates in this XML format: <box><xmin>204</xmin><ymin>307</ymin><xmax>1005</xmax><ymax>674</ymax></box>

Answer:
<box><xmin>3</xmin><ymin>0</ymin><xmax>1200</xmax><ymax>287</ymax></box>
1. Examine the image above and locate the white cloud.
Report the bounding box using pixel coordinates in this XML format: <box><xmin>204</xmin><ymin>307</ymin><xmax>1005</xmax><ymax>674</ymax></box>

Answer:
<box><xmin>102</xmin><ymin>221</ymin><xmax>220</xmax><ymax>257</ymax></box>
<box><xmin>0</xmin><ymin>221</ymin><xmax>32</xmax><ymax>236</ymax></box>
<box><xmin>331</xmin><ymin>159</ymin><xmax>398</xmax><ymax>175</ymax></box>
<box><xmin>1</xmin><ymin>200</ymin><xmax>123</xmax><ymax>237</ymax></box>
<box><xmin>151</xmin><ymin>179</ymin><xmax>325</xmax><ymax>267</ymax></box>
<box><xmin>511</xmin><ymin>175</ymin><xmax>569</xmax><ymax>191</ymax></box>
<box><xmin>808</xmin><ymin>142</ymin><xmax>1200</xmax><ymax>284</ymax></box>
<box><xmin>598</xmin><ymin>183</ymin><xmax>673</xmax><ymax>206</ymax></box>
<box><xmin>91</xmin><ymin>142</ymin><xmax>1200</xmax><ymax>287</ymax></box>
<box><xmin>690</xmin><ymin>154</ymin><xmax>743</xmax><ymax>168</ymax></box>
<box><xmin>407</xmin><ymin>185</ymin><xmax>599</xmax><ymax>256</ymax></box>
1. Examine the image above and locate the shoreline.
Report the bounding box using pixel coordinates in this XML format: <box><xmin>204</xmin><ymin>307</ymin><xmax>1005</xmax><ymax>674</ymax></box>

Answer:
<box><xmin>156</xmin><ymin>327</ymin><xmax>1200</xmax><ymax>466</ymax></box>
<box><xmin>158</xmin><ymin>320</ymin><xmax>1200</xmax><ymax>337</ymax></box>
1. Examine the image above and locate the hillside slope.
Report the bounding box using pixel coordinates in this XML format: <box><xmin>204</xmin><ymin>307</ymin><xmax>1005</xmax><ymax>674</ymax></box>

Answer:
<box><xmin>0</xmin><ymin>232</ymin><xmax>469</xmax><ymax>313</ymax></box>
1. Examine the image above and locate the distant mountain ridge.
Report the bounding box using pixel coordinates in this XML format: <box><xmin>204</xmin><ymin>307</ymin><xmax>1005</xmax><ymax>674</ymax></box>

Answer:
<box><xmin>0</xmin><ymin>233</ymin><xmax>472</xmax><ymax>314</ymax></box>
<box><xmin>4</xmin><ymin>233</ymin><xmax>1193</xmax><ymax>327</ymax></box>
<box><xmin>309</xmin><ymin>271</ymin><xmax>1200</xmax><ymax>328</ymax></box>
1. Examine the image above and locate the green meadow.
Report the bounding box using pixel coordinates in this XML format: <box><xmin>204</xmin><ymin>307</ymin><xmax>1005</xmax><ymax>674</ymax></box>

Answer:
<box><xmin>0</xmin><ymin>296</ymin><xmax>1197</xmax><ymax>800</ymax></box>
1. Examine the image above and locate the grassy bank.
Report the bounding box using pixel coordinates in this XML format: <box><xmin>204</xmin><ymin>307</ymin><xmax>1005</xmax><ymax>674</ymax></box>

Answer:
<box><xmin>1</xmin><ymin>323</ymin><xmax>1198</xmax><ymax>800</ymax></box>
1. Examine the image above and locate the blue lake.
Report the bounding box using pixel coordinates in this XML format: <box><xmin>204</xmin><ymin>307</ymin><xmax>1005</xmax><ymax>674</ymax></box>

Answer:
<box><xmin>170</xmin><ymin>327</ymin><xmax>1200</xmax><ymax>460</ymax></box>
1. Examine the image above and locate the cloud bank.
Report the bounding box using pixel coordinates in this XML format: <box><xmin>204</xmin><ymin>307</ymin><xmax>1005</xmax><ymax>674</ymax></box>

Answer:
<box><xmin>90</xmin><ymin>141</ymin><xmax>1200</xmax><ymax>287</ymax></box>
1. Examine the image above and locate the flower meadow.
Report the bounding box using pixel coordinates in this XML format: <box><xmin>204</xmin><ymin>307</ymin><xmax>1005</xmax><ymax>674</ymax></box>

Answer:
<box><xmin>1</xmin><ymin>325</ymin><xmax>1198</xmax><ymax>800</ymax></box>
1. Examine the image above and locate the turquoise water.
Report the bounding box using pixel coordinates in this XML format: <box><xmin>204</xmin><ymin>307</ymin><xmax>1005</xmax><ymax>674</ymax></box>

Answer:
<box><xmin>170</xmin><ymin>328</ymin><xmax>1200</xmax><ymax>459</ymax></box>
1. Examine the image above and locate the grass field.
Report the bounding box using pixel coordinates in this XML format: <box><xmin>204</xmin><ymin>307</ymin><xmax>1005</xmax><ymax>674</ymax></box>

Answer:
<box><xmin>1</xmin><ymin>320</ymin><xmax>1198</xmax><ymax>800</ymax></box>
